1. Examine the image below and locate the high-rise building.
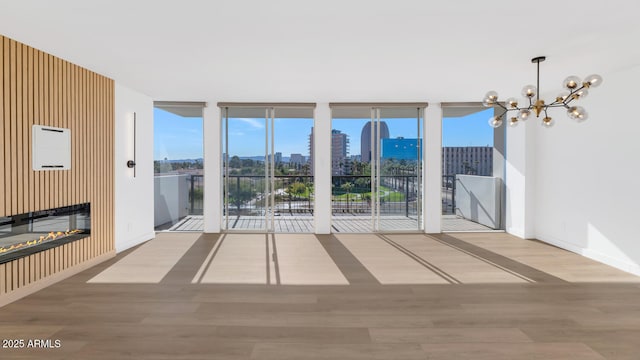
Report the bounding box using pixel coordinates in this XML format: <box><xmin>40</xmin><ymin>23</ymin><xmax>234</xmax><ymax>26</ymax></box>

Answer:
<box><xmin>331</xmin><ymin>129</ymin><xmax>349</xmax><ymax>175</ymax></box>
<box><xmin>360</xmin><ymin>121</ymin><xmax>390</xmax><ymax>163</ymax></box>
<box><xmin>289</xmin><ymin>153</ymin><xmax>305</xmax><ymax>166</ymax></box>
<box><xmin>274</xmin><ymin>152</ymin><xmax>282</xmax><ymax>164</ymax></box>
<box><xmin>308</xmin><ymin>128</ymin><xmax>350</xmax><ymax>175</ymax></box>
<box><xmin>308</xmin><ymin>127</ymin><xmax>314</xmax><ymax>174</ymax></box>
<box><xmin>442</xmin><ymin>146</ymin><xmax>493</xmax><ymax>176</ymax></box>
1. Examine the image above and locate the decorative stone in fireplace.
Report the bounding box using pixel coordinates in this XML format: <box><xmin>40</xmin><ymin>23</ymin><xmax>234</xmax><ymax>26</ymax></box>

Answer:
<box><xmin>0</xmin><ymin>203</ymin><xmax>91</xmax><ymax>264</ymax></box>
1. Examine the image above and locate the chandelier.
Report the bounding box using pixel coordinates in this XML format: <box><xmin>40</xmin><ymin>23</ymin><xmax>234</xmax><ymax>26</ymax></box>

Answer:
<box><xmin>482</xmin><ymin>56</ymin><xmax>603</xmax><ymax>128</ymax></box>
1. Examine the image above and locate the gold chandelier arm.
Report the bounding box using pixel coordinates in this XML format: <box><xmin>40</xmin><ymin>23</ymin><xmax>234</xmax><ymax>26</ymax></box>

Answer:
<box><xmin>494</xmin><ymin>102</ymin><xmax>508</xmax><ymax>111</ymax></box>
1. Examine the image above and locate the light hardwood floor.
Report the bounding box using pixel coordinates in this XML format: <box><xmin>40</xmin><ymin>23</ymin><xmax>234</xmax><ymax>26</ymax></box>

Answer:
<box><xmin>1</xmin><ymin>232</ymin><xmax>639</xmax><ymax>359</ymax></box>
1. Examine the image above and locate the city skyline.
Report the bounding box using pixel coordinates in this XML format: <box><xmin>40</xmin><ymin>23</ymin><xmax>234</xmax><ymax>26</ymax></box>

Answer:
<box><xmin>154</xmin><ymin>107</ymin><xmax>495</xmax><ymax>160</ymax></box>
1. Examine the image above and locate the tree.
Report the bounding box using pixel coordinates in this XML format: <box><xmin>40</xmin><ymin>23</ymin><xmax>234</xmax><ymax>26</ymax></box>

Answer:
<box><xmin>288</xmin><ymin>182</ymin><xmax>307</xmax><ymax>200</ymax></box>
<box><xmin>340</xmin><ymin>182</ymin><xmax>354</xmax><ymax>212</ymax></box>
<box><xmin>354</xmin><ymin>177</ymin><xmax>370</xmax><ymax>192</ymax></box>
<box><xmin>229</xmin><ymin>156</ymin><xmax>242</xmax><ymax>168</ymax></box>
<box><xmin>228</xmin><ymin>180</ymin><xmax>255</xmax><ymax>212</ymax></box>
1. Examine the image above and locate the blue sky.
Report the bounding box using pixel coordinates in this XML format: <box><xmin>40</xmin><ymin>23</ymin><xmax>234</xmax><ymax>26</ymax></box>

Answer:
<box><xmin>442</xmin><ymin>108</ymin><xmax>494</xmax><ymax>147</ymax></box>
<box><xmin>154</xmin><ymin>108</ymin><xmax>205</xmax><ymax>160</ymax></box>
<box><xmin>154</xmin><ymin>107</ymin><xmax>494</xmax><ymax>160</ymax></box>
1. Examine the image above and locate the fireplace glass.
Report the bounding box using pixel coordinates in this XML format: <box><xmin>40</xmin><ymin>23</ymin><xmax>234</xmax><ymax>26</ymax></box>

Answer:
<box><xmin>0</xmin><ymin>203</ymin><xmax>90</xmax><ymax>264</ymax></box>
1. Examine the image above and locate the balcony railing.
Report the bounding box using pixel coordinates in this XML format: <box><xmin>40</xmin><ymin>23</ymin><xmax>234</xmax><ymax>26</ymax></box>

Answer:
<box><xmin>216</xmin><ymin>175</ymin><xmax>420</xmax><ymax>216</ymax></box>
<box><xmin>189</xmin><ymin>174</ymin><xmax>204</xmax><ymax>215</ymax></box>
<box><xmin>187</xmin><ymin>174</ymin><xmax>459</xmax><ymax>217</ymax></box>
<box><xmin>442</xmin><ymin>174</ymin><xmax>456</xmax><ymax>214</ymax></box>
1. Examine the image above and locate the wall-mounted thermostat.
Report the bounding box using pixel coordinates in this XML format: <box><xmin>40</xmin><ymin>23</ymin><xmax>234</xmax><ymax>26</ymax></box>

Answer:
<box><xmin>32</xmin><ymin>125</ymin><xmax>71</xmax><ymax>170</ymax></box>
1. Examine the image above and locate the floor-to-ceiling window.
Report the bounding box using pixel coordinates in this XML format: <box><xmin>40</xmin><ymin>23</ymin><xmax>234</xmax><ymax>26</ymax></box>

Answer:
<box><xmin>153</xmin><ymin>102</ymin><xmax>205</xmax><ymax>231</ymax></box>
<box><xmin>330</xmin><ymin>104</ymin><xmax>425</xmax><ymax>232</ymax></box>
<box><xmin>441</xmin><ymin>103</ymin><xmax>505</xmax><ymax>231</ymax></box>
<box><xmin>219</xmin><ymin>103</ymin><xmax>315</xmax><ymax>233</ymax></box>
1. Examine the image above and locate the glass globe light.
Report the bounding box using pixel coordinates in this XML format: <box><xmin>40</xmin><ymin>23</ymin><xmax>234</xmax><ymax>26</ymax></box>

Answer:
<box><xmin>488</xmin><ymin>116</ymin><xmax>503</xmax><ymax>128</ymax></box>
<box><xmin>485</xmin><ymin>91</ymin><xmax>498</xmax><ymax>101</ymax></box>
<box><xmin>556</xmin><ymin>91</ymin><xmax>570</xmax><ymax>103</ymax></box>
<box><xmin>509</xmin><ymin>117</ymin><xmax>519</xmax><ymax>127</ymax></box>
<box><xmin>567</xmin><ymin>106</ymin><xmax>588</xmax><ymax>122</ymax></box>
<box><xmin>574</xmin><ymin>88</ymin><xmax>589</xmax><ymax>99</ymax></box>
<box><xmin>542</xmin><ymin>117</ymin><xmax>555</xmax><ymax>128</ymax></box>
<box><xmin>483</xmin><ymin>91</ymin><xmax>498</xmax><ymax>107</ymax></box>
<box><xmin>584</xmin><ymin>74</ymin><xmax>603</xmax><ymax>88</ymax></box>
<box><xmin>506</xmin><ymin>97</ymin><xmax>518</xmax><ymax>108</ymax></box>
<box><xmin>521</xmin><ymin>85</ymin><xmax>537</xmax><ymax>98</ymax></box>
<box><xmin>563</xmin><ymin>75</ymin><xmax>582</xmax><ymax>90</ymax></box>
<box><xmin>518</xmin><ymin>109</ymin><xmax>531</xmax><ymax>121</ymax></box>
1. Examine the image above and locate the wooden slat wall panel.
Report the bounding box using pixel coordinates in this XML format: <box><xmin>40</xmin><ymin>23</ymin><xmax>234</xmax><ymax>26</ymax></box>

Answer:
<box><xmin>0</xmin><ymin>35</ymin><xmax>114</xmax><ymax>298</ymax></box>
<box><xmin>0</xmin><ymin>38</ymin><xmax>4</xmax><ymax>217</ymax></box>
<box><xmin>3</xmin><ymin>39</ymin><xmax>10</xmax><ymax>217</ymax></box>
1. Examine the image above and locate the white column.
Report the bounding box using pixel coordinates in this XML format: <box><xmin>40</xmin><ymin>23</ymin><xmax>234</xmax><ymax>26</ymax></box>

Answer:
<box><xmin>505</xmin><ymin>117</ymin><xmax>536</xmax><ymax>238</ymax></box>
<box><xmin>314</xmin><ymin>103</ymin><xmax>331</xmax><ymax>234</ymax></box>
<box><xmin>203</xmin><ymin>104</ymin><xmax>221</xmax><ymax>233</ymax></box>
<box><xmin>424</xmin><ymin>104</ymin><xmax>442</xmax><ymax>233</ymax></box>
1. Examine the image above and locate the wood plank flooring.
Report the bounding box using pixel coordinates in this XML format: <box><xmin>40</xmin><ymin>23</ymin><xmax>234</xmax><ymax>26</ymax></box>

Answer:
<box><xmin>1</xmin><ymin>232</ymin><xmax>640</xmax><ymax>359</ymax></box>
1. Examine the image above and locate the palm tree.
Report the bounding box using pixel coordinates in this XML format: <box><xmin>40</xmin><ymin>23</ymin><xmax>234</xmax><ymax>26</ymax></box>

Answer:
<box><xmin>340</xmin><ymin>182</ymin><xmax>354</xmax><ymax>212</ymax></box>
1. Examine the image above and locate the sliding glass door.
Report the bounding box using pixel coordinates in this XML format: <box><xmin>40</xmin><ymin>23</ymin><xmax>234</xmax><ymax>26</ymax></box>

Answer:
<box><xmin>376</xmin><ymin>107</ymin><xmax>423</xmax><ymax>231</ymax></box>
<box><xmin>221</xmin><ymin>105</ymin><xmax>314</xmax><ymax>232</ymax></box>
<box><xmin>331</xmin><ymin>104</ymin><xmax>424</xmax><ymax>232</ymax></box>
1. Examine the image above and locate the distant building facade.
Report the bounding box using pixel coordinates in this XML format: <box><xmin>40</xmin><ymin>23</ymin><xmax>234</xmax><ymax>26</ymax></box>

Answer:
<box><xmin>308</xmin><ymin>128</ymin><xmax>350</xmax><ymax>175</ymax></box>
<box><xmin>442</xmin><ymin>146</ymin><xmax>493</xmax><ymax>176</ymax></box>
<box><xmin>289</xmin><ymin>153</ymin><xmax>305</xmax><ymax>166</ymax></box>
<box><xmin>360</xmin><ymin>121</ymin><xmax>390</xmax><ymax>163</ymax></box>
<box><xmin>381</xmin><ymin>138</ymin><xmax>422</xmax><ymax>161</ymax></box>
<box><xmin>331</xmin><ymin>129</ymin><xmax>349</xmax><ymax>175</ymax></box>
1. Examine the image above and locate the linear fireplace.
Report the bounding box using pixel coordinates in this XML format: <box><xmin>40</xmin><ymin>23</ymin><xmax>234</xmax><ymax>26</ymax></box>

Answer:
<box><xmin>0</xmin><ymin>203</ymin><xmax>90</xmax><ymax>264</ymax></box>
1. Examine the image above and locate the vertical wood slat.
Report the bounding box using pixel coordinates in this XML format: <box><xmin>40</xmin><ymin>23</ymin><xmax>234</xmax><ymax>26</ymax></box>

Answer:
<box><xmin>36</xmin><ymin>49</ymin><xmax>43</xmax><ymax>212</ymax></box>
<box><xmin>57</xmin><ymin>56</ymin><xmax>63</xmax><ymax>210</ymax></box>
<box><xmin>4</xmin><ymin>38</ymin><xmax>9</xmax><ymax>217</ymax></box>
<box><xmin>42</xmin><ymin>53</ymin><xmax>49</xmax><ymax>211</ymax></box>
<box><xmin>12</xmin><ymin>261</ymin><xmax>18</xmax><ymax>290</ymax></box>
<box><xmin>109</xmin><ymin>80</ymin><xmax>114</xmax><ymax>251</ymax></box>
<box><xmin>18</xmin><ymin>258</ymin><xmax>24</xmax><ymax>287</ymax></box>
<box><xmin>22</xmin><ymin>45</ymin><xmax>28</xmax><ymax>215</ymax></box>
<box><xmin>52</xmin><ymin>56</ymin><xmax>59</xmax><ymax>210</ymax></box>
<box><xmin>32</xmin><ymin>48</ymin><xmax>39</xmax><ymax>212</ymax></box>
<box><xmin>27</xmin><ymin>46</ymin><xmax>34</xmax><ymax>212</ymax></box>
<box><xmin>0</xmin><ymin>263</ymin><xmax>5</xmax><ymax>295</ymax></box>
<box><xmin>16</xmin><ymin>42</ymin><xmax>24</xmax><ymax>215</ymax></box>
<box><xmin>0</xmin><ymin>36</ymin><xmax>4</xmax><ymax>218</ymax></box>
<box><xmin>91</xmin><ymin>73</ymin><xmax>96</xmax><ymax>256</ymax></box>
<box><xmin>10</xmin><ymin>39</ymin><xmax>18</xmax><ymax>216</ymax></box>
<box><xmin>34</xmin><ymin>253</ymin><xmax>40</xmax><ymax>283</ymax></box>
<box><xmin>3</xmin><ymin>38</ymin><xmax>10</xmax><ymax>217</ymax></box>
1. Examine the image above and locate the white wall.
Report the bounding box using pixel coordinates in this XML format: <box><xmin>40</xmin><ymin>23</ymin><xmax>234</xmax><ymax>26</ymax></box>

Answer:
<box><xmin>505</xmin><ymin>116</ymin><xmax>536</xmax><ymax>239</ymax></box>
<box><xmin>532</xmin><ymin>64</ymin><xmax>640</xmax><ymax>275</ymax></box>
<box><xmin>203</xmin><ymin>105</ymin><xmax>220</xmax><ymax>232</ymax></box>
<box><xmin>314</xmin><ymin>104</ymin><xmax>331</xmax><ymax>234</ymax></box>
<box><xmin>424</xmin><ymin>104</ymin><xmax>442</xmax><ymax>233</ymax></box>
<box><xmin>114</xmin><ymin>83</ymin><xmax>155</xmax><ymax>252</ymax></box>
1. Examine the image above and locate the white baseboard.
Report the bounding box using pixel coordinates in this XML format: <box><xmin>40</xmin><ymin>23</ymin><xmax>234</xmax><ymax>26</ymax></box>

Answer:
<box><xmin>537</xmin><ymin>234</ymin><xmax>640</xmax><ymax>277</ymax></box>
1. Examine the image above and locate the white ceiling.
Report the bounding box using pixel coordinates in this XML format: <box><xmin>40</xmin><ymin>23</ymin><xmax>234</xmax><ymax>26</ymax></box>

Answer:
<box><xmin>1</xmin><ymin>0</ymin><xmax>639</xmax><ymax>103</ymax></box>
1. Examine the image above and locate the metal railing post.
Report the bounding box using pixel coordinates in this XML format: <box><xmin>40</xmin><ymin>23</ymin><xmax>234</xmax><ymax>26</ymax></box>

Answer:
<box><xmin>190</xmin><ymin>175</ymin><xmax>195</xmax><ymax>214</ymax></box>
<box><xmin>405</xmin><ymin>176</ymin><xmax>409</xmax><ymax>217</ymax></box>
